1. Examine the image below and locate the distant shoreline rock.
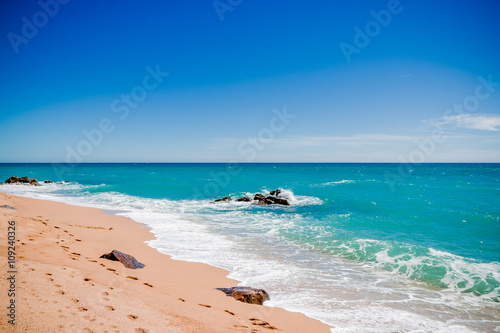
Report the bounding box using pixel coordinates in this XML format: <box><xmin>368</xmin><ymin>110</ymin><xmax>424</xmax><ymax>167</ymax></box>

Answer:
<box><xmin>2</xmin><ymin>176</ymin><xmax>64</xmax><ymax>186</ymax></box>
<box><xmin>4</xmin><ymin>176</ymin><xmax>40</xmax><ymax>186</ymax></box>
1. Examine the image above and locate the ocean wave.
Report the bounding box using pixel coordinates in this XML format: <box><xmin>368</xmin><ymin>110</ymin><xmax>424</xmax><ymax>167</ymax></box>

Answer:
<box><xmin>324</xmin><ymin>238</ymin><xmax>500</xmax><ymax>302</ymax></box>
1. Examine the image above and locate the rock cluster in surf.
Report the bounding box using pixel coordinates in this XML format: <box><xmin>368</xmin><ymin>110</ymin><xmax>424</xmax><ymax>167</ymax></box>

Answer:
<box><xmin>213</xmin><ymin>189</ymin><xmax>290</xmax><ymax>206</ymax></box>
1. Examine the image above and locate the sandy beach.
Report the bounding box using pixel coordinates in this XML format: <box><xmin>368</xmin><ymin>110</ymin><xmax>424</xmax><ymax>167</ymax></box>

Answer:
<box><xmin>0</xmin><ymin>192</ymin><xmax>331</xmax><ymax>332</ymax></box>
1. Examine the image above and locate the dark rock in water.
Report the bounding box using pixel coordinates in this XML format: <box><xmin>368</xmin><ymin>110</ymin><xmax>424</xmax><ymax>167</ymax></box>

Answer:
<box><xmin>269</xmin><ymin>189</ymin><xmax>282</xmax><ymax>197</ymax></box>
<box><xmin>44</xmin><ymin>180</ymin><xmax>53</xmax><ymax>183</ymax></box>
<box><xmin>214</xmin><ymin>196</ymin><xmax>232</xmax><ymax>203</ymax></box>
<box><xmin>236</xmin><ymin>196</ymin><xmax>251</xmax><ymax>202</ymax></box>
<box><xmin>100</xmin><ymin>250</ymin><xmax>145</xmax><ymax>269</ymax></box>
<box><xmin>216</xmin><ymin>287</ymin><xmax>270</xmax><ymax>305</ymax></box>
<box><xmin>269</xmin><ymin>196</ymin><xmax>289</xmax><ymax>206</ymax></box>
<box><xmin>255</xmin><ymin>196</ymin><xmax>290</xmax><ymax>206</ymax></box>
<box><xmin>5</xmin><ymin>176</ymin><xmax>40</xmax><ymax>186</ymax></box>
<box><xmin>253</xmin><ymin>193</ymin><xmax>266</xmax><ymax>201</ymax></box>
<box><xmin>0</xmin><ymin>205</ymin><xmax>16</xmax><ymax>210</ymax></box>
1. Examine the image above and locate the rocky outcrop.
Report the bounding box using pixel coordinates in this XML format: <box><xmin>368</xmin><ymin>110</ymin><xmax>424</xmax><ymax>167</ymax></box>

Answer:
<box><xmin>44</xmin><ymin>180</ymin><xmax>53</xmax><ymax>183</ymax></box>
<box><xmin>216</xmin><ymin>287</ymin><xmax>270</xmax><ymax>305</ymax></box>
<box><xmin>213</xmin><ymin>196</ymin><xmax>232</xmax><ymax>203</ymax></box>
<box><xmin>4</xmin><ymin>176</ymin><xmax>40</xmax><ymax>186</ymax></box>
<box><xmin>236</xmin><ymin>196</ymin><xmax>251</xmax><ymax>202</ymax></box>
<box><xmin>100</xmin><ymin>250</ymin><xmax>145</xmax><ymax>269</ymax></box>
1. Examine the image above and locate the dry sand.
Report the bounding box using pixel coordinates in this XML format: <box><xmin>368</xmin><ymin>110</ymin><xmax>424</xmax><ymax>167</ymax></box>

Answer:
<box><xmin>0</xmin><ymin>192</ymin><xmax>332</xmax><ymax>332</ymax></box>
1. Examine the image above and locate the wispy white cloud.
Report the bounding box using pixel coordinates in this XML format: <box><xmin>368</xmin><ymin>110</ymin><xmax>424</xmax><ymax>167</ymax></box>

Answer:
<box><xmin>208</xmin><ymin>133</ymin><xmax>469</xmax><ymax>150</ymax></box>
<box><xmin>389</xmin><ymin>73</ymin><xmax>413</xmax><ymax>79</ymax></box>
<box><xmin>427</xmin><ymin>113</ymin><xmax>500</xmax><ymax>131</ymax></box>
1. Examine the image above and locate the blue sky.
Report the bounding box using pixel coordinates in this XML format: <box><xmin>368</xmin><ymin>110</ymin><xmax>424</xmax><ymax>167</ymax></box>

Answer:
<box><xmin>1</xmin><ymin>0</ymin><xmax>499</xmax><ymax>162</ymax></box>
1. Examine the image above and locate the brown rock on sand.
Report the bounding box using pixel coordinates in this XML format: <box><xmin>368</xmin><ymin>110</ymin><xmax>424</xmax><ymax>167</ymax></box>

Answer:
<box><xmin>100</xmin><ymin>250</ymin><xmax>145</xmax><ymax>269</ymax></box>
<box><xmin>217</xmin><ymin>287</ymin><xmax>270</xmax><ymax>305</ymax></box>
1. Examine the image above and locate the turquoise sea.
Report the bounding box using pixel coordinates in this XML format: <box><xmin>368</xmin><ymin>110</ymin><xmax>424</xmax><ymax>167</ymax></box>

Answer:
<box><xmin>1</xmin><ymin>163</ymin><xmax>499</xmax><ymax>332</ymax></box>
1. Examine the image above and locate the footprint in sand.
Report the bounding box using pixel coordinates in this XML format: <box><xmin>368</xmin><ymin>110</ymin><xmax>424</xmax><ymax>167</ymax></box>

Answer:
<box><xmin>178</xmin><ymin>298</ymin><xmax>185</xmax><ymax>302</ymax></box>
<box><xmin>84</xmin><ymin>278</ymin><xmax>91</xmax><ymax>282</ymax></box>
<box><xmin>78</xmin><ymin>307</ymin><xmax>88</xmax><ymax>312</ymax></box>
<box><xmin>126</xmin><ymin>276</ymin><xmax>138</xmax><ymax>280</ymax></box>
<box><xmin>107</xmin><ymin>268</ymin><xmax>116</xmax><ymax>272</ymax></box>
<box><xmin>143</xmin><ymin>283</ymin><xmax>153</xmax><ymax>288</ymax></box>
<box><xmin>135</xmin><ymin>328</ymin><xmax>147</xmax><ymax>333</ymax></box>
<box><xmin>127</xmin><ymin>315</ymin><xmax>138</xmax><ymax>320</ymax></box>
<box><xmin>105</xmin><ymin>305</ymin><xmax>115</xmax><ymax>311</ymax></box>
<box><xmin>198</xmin><ymin>304</ymin><xmax>211</xmax><ymax>308</ymax></box>
<box><xmin>225</xmin><ymin>310</ymin><xmax>235</xmax><ymax>316</ymax></box>
<box><xmin>249</xmin><ymin>318</ymin><xmax>278</xmax><ymax>330</ymax></box>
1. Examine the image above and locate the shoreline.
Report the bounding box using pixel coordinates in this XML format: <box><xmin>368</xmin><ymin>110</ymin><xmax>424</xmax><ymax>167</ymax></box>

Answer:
<box><xmin>0</xmin><ymin>192</ymin><xmax>332</xmax><ymax>332</ymax></box>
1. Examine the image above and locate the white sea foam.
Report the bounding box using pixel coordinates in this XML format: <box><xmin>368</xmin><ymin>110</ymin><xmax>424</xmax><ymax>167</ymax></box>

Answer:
<box><xmin>322</xmin><ymin>180</ymin><xmax>355</xmax><ymax>186</ymax></box>
<box><xmin>311</xmin><ymin>180</ymin><xmax>356</xmax><ymax>187</ymax></box>
<box><xmin>271</xmin><ymin>188</ymin><xmax>323</xmax><ymax>206</ymax></box>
